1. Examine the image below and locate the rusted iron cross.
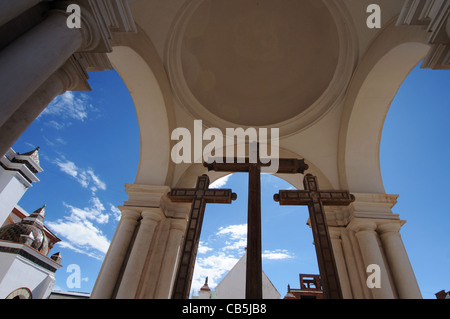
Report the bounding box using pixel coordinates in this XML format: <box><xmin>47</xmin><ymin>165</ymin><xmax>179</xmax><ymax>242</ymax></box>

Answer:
<box><xmin>204</xmin><ymin>145</ymin><xmax>308</xmax><ymax>299</ymax></box>
<box><xmin>274</xmin><ymin>173</ymin><xmax>355</xmax><ymax>299</ymax></box>
<box><xmin>168</xmin><ymin>174</ymin><xmax>237</xmax><ymax>299</ymax></box>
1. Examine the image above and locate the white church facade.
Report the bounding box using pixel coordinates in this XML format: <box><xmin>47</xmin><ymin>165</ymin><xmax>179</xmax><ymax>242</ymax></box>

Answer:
<box><xmin>0</xmin><ymin>0</ymin><xmax>449</xmax><ymax>299</ymax></box>
<box><xmin>0</xmin><ymin>147</ymin><xmax>62</xmax><ymax>299</ymax></box>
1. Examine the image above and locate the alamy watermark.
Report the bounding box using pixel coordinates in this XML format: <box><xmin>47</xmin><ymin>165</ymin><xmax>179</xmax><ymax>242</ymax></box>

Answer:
<box><xmin>66</xmin><ymin>4</ymin><xmax>81</xmax><ymax>29</ymax></box>
<box><xmin>366</xmin><ymin>264</ymin><xmax>381</xmax><ymax>289</ymax></box>
<box><xmin>171</xmin><ymin>120</ymin><xmax>280</xmax><ymax>173</ymax></box>
<box><xmin>366</xmin><ymin>4</ymin><xmax>382</xmax><ymax>29</ymax></box>
<box><xmin>65</xmin><ymin>3</ymin><xmax>381</xmax><ymax>30</ymax></box>
<box><xmin>66</xmin><ymin>263</ymin><xmax>89</xmax><ymax>289</ymax></box>
<box><xmin>66</xmin><ymin>264</ymin><xmax>82</xmax><ymax>289</ymax></box>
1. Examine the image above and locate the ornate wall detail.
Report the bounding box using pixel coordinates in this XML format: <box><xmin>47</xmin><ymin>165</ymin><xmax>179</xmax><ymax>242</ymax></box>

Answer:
<box><xmin>397</xmin><ymin>0</ymin><xmax>450</xmax><ymax>69</ymax></box>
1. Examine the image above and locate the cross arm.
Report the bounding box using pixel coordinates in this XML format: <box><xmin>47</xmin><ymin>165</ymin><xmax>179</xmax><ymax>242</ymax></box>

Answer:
<box><xmin>168</xmin><ymin>188</ymin><xmax>237</xmax><ymax>204</ymax></box>
<box><xmin>316</xmin><ymin>190</ymin><xmax>355</xmax><ymax>206</ymax></box>
<box><xmin>273</xmin><ymin>190</ymin><xmax>311</xmax><ymax>205</ymax></box>
<box><xmin>204</xmin><ymin>160</ymin><xmax>251</xmax><ymax>172</ymax></box>
<box><xmin>203</xmin><ymin>189</ymin><xmax>237</xmax><ymax>203</ymax></box>
<box><xmin>167</xmin><ymin>188</ymin><xmax>197</xmax><ymax>203</ymax></box>
<box><xmin>203</xmin><ymin>158</ymin><xmax>308</xmax><ymax>174</ymax></box>
<box><xmin>274</xmin><ymin>190</ymin><xmax>355</xmax><ymax>206</ymax></box>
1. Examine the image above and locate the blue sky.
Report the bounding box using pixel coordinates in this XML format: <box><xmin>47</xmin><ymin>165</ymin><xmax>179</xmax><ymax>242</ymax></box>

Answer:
<box><xmin>11</xmin><ymin>62</ymin><xmax>449</xmax><ymax>299</ymax></box>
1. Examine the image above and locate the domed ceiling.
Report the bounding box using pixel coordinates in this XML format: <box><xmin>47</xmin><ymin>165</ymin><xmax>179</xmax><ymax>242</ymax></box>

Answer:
<box><xmin>170</xmin><ymin>0</ymin><xmax>340</xmax><ymax>128</ymax></box>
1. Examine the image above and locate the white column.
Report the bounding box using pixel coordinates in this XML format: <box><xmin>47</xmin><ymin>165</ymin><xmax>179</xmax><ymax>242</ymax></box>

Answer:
<box><xmin>116</xmin><ymin>209</ymin><xmax>163</xmax><ymax>299</ymax></box>
<box><xmin>154</xmin><ymin>219</ymin><xmax>187</xmax><ymax>298</ymax></box>
<box><xmin>0</xmin><ymin>0</ymin><xmax>43</xmax><ymax>27</ymax></box>
<box><xmin>329</xmin><ymin>228</ymin><xmax>353</xmax><ymax>298</ymax></box>
<box><xmin>340</xmin><ymin>230</ymin><xmax>368</xmax><ymax>298</ymax></box>
<box><xmin>0</xmin><ymin>74</ymin><xmax>63</xmax><ymax>155</ymax></box>
<box><xmin>90</xmin><ymin>209</ymin><xmax>141</xmax><ymax>299</ymax></box>
<box><xmin>349</xmin><ymin>220</ymin><xmax>395</xmax><ymax>299</ymax></box>
<box><xmin>0</xmin><ymin>9</ymin><xmax>89</xmax><ymax>127</ymax></box>
<box><xmin>0</xmin><ymin>58</ymin><xmax>86</xmax><ymax>156</ymax></box>
<box><xmin>378</xmin><ymin>222</ymin><xmax>422</xmax><ymax>299</ymax></box>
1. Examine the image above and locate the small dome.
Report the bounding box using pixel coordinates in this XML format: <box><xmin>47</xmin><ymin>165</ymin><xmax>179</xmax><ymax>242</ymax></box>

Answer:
<box><xmin>0</xmin><ymin>205</ymin><xmax>50</xmax><ymax>255</ymax></box>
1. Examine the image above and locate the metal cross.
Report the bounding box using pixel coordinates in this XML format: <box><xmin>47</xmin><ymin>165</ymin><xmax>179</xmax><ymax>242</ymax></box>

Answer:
<box><xmin>168</xmin><ymin>174</ymin><xmax>237</xmax><ymax>299</ymax></box>
<box><xmin>274</xmin><ymin>173</ymin><xmax>355</xmax><ymax>299</ymax></box>
<box><xmin>204</xmin><ymin>145</ymin><xmax>308</xmax><ymax>299</ymax></box>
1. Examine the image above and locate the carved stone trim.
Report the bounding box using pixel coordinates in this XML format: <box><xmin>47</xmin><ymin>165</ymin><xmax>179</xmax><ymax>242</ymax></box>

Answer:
<box><xmin>397</xmin><ymin>0</ymin><xmax>450</xmax><ymax>69</ymax></box>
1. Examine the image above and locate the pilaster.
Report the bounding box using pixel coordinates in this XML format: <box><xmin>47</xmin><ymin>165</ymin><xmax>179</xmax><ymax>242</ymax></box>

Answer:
<box><xmin>378</xmin><ymin>222</ymin><xmax>422</xmax><ymax>298</ymax></box>
<box><xmin>92</xmin><ymin>184</ymin><xmax>190</xmax><ymax>299</ymax></box>
<box><xmin>334</xmin><ymin>192</ymin><xmax>422</xmax><ymax>299</ymax></box>
<box><xmin>329</xmin><ymin>227</ymin><xmax>353</xmax><ymax>298</ymax></box>
<box><xmin>115</xmin><ymin>208</ymin><xmax>164</xmax><ymax>298</ymax></box>
<box><xmin>91</xmin><ymin>208</ymin><xmax>141</xmax><ymax>299</ymax></box>
<box><xmin>347</xmin><ymin>219</ymin><xmax>395</xmax><ymax>299</ymax></box>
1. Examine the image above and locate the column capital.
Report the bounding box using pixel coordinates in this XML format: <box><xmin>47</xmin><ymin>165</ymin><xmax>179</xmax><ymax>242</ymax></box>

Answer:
<box><xmin>123</xmin><ymin>184</ymin><xmax>170</xmax><ymax>208</ymax></box>
<box><xmin>141</xmin><ymin>208</ymin><xmax>165</xmax><ymax>223</ymax></box>
<box><xmin>45</xmin><ymin>6</ymin><xmax>101</xmax><ymax>52</ymax></box>
<box><xmin>326</xmin><ymin>193</ymin><xmax>401</xmax><ymax>227</ymax></box>
<box><xmin>117</xmin><ymin>207</ymin><xmax>141</xmax><ymax>221</ymax></box>
<box><xmin>377</xmin><ymin>221</ymin><xmax>405</xmax><ymax>236</ymax></box>
<box><xmin>351</xmin><ymin>193</ymin><xmax>399</xmax><ymax>213</ymax></box>
<box><xmin>52</xmin><ymin>0</ymin><xmax>137</xmax><ymax>53</ymax></box>
<box><xmin>347</xmin><ymin>219</ymin><xmax>377</xmax><ymax>233</ymax></box>
<box><xmin>161</xmin><ymin>191</ymin><xmax>191</xmax><ymax>220</ymax></box>
<box><xmin>169</xmin><ymin>219</ymin><xmax>187</xmax><ymax>234</ymax></box>
<box><xmin>56</xmin><ymin>56</ymin><xmax>90</xmax><ymax>92</ymax></box>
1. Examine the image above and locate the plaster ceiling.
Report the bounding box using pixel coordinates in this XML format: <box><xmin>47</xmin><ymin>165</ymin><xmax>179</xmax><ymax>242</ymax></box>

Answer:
<box><xmin>177</xmin><ymin>0</ymin><xmax>340</xmax><ymax>127</ymax></box>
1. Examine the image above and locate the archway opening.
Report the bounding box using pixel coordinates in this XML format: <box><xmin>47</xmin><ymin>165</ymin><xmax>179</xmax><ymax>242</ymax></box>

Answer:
<box><xmin>191</xmin><ymin>173</ymin><xmax>319</xmax><ymax>298</ymax></box>
<box><xmin>380</xmin><ymin>62</ymin><xmax>450</xmax><ymax>299</ymax></box>
<box><xmin>342</xmin><ymin>42</ymin><xmax>430</xmax><ymax>193</ymax></box>
<box><xmin>11</xmin><ymin>68</ymin><xmax>140</xmax><ymax>294</ymax></box>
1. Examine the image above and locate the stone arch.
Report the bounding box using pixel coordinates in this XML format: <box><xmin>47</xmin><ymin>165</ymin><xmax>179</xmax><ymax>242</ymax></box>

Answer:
<box><xmin>107</xmin><ymin>45</ymin><xmax>173</xmax><ymax>186</ymax></box>
<box><xmin>338</xmin><ymin>20</ymin><xmax>430</xmax><ymax>194</ymax></box>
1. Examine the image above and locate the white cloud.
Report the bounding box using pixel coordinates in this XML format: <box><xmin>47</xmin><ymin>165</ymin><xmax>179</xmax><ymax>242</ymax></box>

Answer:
<box><xmin>190</xmin><ymin>225</ymin><xmax>248</xmax><ymax>293</ymax></box>
<box><xmin>46</xmin><ymin>120</ymin><xmax>65</xmax><ymax>130</ymax></box>
<box><xmin>190</xmin><ymin>224</ymin><xmax>295</xmax><ymax>295</ymax></box>
<box><xmin>55</xmin><ymin>241</ymin><xmax>104</xmax><ymax>261</ymax></box>
<box><xmin>48</xmin><ymin>156</ymin><xmax>114</xmax><ymax>259</ymax></box>
<box><xmin>54</xmin><ymin>157</ymin><xmax>106</xmax><ymax>193</ymax></box>
<box><xmin>87</xmin><ymin>169</ymin><xmax>106</xmax><ymax>191</ymax></box>
<box><xmin>262</xmin><ymin>249</ymin><xmax>294</xmax><ymax>260</ymax></box>
<box><xmin>62</xmin><ymin>197</ymin><xmax>109</xmax><ymax>225</ymax></box>
<box><xmin>55</xmin><ymin>158</ymin><xmax>78</xmax><ymax>178</ymax></box>
<box><xmin>217</xmin><ymin>224</ymin><xmax>247</xmax><ymax>240</ymax></box>
<box><xmin>47</xmin><ymin>216</ymin><xmax>110</xmax><ymax>260</ymax></box>
<box><xmin>223</xmin><ymin>238</ymin><xmax>247</xmax><ymax>251</ymax></box>
<box><xmin>55</xmin><ymin>137</ymin><xmax>67</xmax><ymax>145</ymax></box>
<box><xmin>109</xmin><ymin>204</ymin><xmax>121</xmax><ymax>222</ymax></box>
<box><xmin>198</xmin><ymin>241</ymin><xmax>213</xmax><ymax>254</ymax></box>
<box><xmin>209</xmin><ymin>175</ymin><xmax>231</xmax><ymax>188</ymax></box>
<box><xmin>192</xmin><ymin>252</ymin><xmax>239</xmax><ymax>294</ymax></box>
<box><xmin>46</xmin><ymin>195</ymin><xmax>124</xmax><ymax>260</ymax></box>
<box><xmin>41</xmin><ymin>91</ymin><xmax>93</xmax><ymax>122</ymax></box>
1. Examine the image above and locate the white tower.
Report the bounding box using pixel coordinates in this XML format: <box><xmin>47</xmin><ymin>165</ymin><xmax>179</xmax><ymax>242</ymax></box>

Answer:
<box><xmin>0</xmin><ymin>205</ymin><xmax>62</xmax><ymax>299</ymax></box>
<box><xmin>0</xmin><ymin>147</ymin><xmax>42</xmax><ymax>226</ymax></box>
